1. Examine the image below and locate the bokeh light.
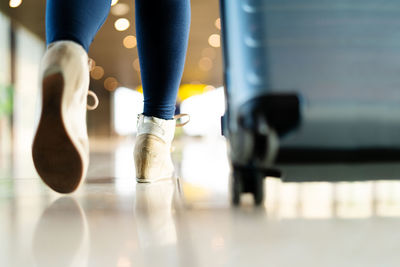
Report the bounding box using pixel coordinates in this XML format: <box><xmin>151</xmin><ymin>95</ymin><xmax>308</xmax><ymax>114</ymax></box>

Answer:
<box><xmin>104</xmin><ymin>77</ymin><xmax>119</xmax><ymax>91</ymax></box>
<box><xmin>215</xmin><ymin>18</ymin><xmax>221</xmax><ymax>30</ymax></box>
<box><xmin>123</xmin><ymin>35</ymin><xmax>137</xmax><ymax>49</ymax></box>
<box><xmin>91</xmin><ymin>66</ymin><xmax>105</xmax><ymax>80</ymax></box>
<box><xmin>198</xmin><ymin>57</ymin><xmax>213</xmax><ymax>71</ymax></box>
<box><xmin>208</xmin><ymin>34</ymin><xmax>221</xmax><ymax>48</ymax></box>
<box><xmin>111</xmin><ymin>3</ymin><xmax>130</xmax><ymax>16</ymax></box>
<box><xmin>202</xmin><ymin>47</ymin><xmax>216</xmax><ymax>59</ymax></box>
<box><xmin>9</xmin><ymin>0</ymin><xmax>22</xmax><ymax>8</ymax></box>
<box><xmin>111</xmin><ymin>0</ymin><xmax>119</xmax><ymax>6</ymax></box>
<box><xmin>114</xmin><ymin>18</ymin><xmax>130</xmax><ymax>31</ymax></box>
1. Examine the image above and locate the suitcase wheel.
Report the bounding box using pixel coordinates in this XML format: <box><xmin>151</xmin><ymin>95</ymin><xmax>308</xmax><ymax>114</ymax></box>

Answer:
<box><xmin>232</xmin><ymin>166</ymin><xmax>265</xmax><ymax>206</ymax></box>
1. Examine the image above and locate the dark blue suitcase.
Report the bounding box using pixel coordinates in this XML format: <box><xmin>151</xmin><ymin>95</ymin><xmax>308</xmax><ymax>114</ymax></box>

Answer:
<box><xmin>220</xmin><ymin>0</ymin><xmax>400</xmax><ymax>205</ymax></box>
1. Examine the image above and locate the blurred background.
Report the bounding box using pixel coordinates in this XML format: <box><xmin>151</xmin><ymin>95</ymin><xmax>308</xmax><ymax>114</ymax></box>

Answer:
<box><xmin>4</xmin><ymin>2</ymin><xmax>400</xmax><ymax>266</ymax></box>
<box><xmin>0</xmin><ymin>0</ymin><xmax>225</xmax><ymax>156</ymax></box>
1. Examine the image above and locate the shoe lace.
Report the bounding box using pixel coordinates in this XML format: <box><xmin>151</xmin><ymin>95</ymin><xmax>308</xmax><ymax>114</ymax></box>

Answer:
<box><xmin>87</xmin><ymin>90</ymin><xmax>99</xmax><ymax>110</ymax></box>
<box><xmin>87</xmin><ymin>58</ymin><xmax>99</xmax><ymax>110</ymax></box>
<box><xmin>174</xmin><ymin>113</ymin><xmax>190</xmax><ymax>127</ymax></box>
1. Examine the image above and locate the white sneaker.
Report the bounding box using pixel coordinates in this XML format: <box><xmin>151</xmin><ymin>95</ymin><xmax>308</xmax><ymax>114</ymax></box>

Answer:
<box><xmin>134</xmin><ymin>114</ymin><xmax>189</xmax><ymax>183</ymax></box>
<box><xmin>32</xmin><ymin>41</ymin><xmax>98</xmax><ymax>193</ymax></box>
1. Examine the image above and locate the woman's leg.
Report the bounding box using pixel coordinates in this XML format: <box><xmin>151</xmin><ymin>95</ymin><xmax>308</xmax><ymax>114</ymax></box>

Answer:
<box><xmin>46</xmin><ymin>0</ymin><xmax>111</xmax><ymax>51</ymax></box>
<box><xmin>135</xmin><ymin>0</ymin><xmax>191</xmax><ymax>120</ymax></box>
<box><xmin>134</xmin><ymin>0</ymin><xmax>191</xmax><ymax>182</ymax></box>
<box><xmin>32</xmin><ymin>0</ymin><xmax>111</xmax><ymax>193</ymax></box>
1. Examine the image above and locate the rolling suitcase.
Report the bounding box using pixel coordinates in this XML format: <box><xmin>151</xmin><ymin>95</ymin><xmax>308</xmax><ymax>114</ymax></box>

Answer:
<box><xmin>220</xmin><ymin>0</ymin><xmax>400</xmax><ymax>205</ymax></box>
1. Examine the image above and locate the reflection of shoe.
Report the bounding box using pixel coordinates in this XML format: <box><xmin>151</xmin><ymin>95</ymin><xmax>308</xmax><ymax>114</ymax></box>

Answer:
<box><xmin>135</xmin><ymin>182</ymin><xmax>177</xmax><ymax>247</ymax></box>
<box><xmin>32</xmin><ymin>197</ymin><xmax>89</xmax><ymax>267</ymax></box>
<box><xmin>134</xmin><ymin>114</ymin><xmax>188</xmax><ymax>183</ymax></box>
<box><xmin>32</xmin><ymin>41</ymin><xmax>98</xmax><ymax>193</ymax></box>
<box><xmin>135</xmin><ymin>181</ymin><xmax>175</xmax><ymax>211</ymax></box>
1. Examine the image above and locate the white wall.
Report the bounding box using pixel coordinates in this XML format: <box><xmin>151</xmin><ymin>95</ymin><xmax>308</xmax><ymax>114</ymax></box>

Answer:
<box><xmin>13</xmin><ymin>25</ymin><xmax>45</xmax><ymax>178</ymax></box>
<box><xmin>0</xmin><ymin>12</ymin><xmax>11</xmax><ymax>177</ymax></box>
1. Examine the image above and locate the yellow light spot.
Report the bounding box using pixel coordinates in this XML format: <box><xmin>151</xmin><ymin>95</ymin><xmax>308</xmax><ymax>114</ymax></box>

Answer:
<box><xmin>123</xmin><ymin>35</ymin><xmax>137</xmax><ymax>49</ymax></box>
<box><xmin>215</xmin><ymin>18</ymin><xmax>221</xmax><ymax>30</ymax></box>
<box><xmin>136</xmin><ymin>85</ymin><xmax>143</xmax><ymax>94</ymax></box>
<box><xmin>132</xmin><ymin>58</ymin><xmax>140</xmax><ymax>72</ymax></box>
<box><xmin>182</xmin><ymin>183</ymin><xmax>210</xmax><ymax>201</ymax></box>
<box><xmin>198</xmin><ymin>57</ymin><xmax>213</xmax><ymax>71</ymax></box>
<box><xmin>208</xmin><ymin>34</ymin><xmax>221</xmax><ymax>48</ymax></box>
<box><xmin>178</xmin><ymin>84</ymin><xmax>210</xmax><ymax>101</ymax></box>
<box><xmin>111</xmin><ymin>0</ymin><xmax>119</xmax><ymax>6</ymax></box>
<box><xmin>90</xmin><ymin>66</ymin><xmax>104</xmax><ymax>80</ymax></box>
<box><xmin>114</xmin><ymin>18</ymin><xmax>130</xmax><ymax>31</ymax></box>
<box><xmin>104</xmin><ymin>77</ymin><xmax>119</xmax><ymax>91</ymax></box>
<box><xmin>111</xmin><ymin>3</ymin><xmax>130</xmax><ymax>16</ymax></box>
<box><xmin>9</xmin><ymin>0</ymin><xmax>22</xmax><ymax>8</ymax></box>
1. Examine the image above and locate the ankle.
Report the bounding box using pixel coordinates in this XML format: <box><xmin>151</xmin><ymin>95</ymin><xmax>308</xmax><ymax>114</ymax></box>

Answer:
<box><xmin>137</xmin><ymin>114</ymin><xmax>176</xmax><ymax>144</ymax></box>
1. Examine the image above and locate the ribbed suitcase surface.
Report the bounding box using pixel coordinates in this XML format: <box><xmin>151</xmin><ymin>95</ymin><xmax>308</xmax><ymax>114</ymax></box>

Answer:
<box><xmin>223</xmin><ymin>0</ymin><xmax>400</xmax><ymax>149</ymax></box>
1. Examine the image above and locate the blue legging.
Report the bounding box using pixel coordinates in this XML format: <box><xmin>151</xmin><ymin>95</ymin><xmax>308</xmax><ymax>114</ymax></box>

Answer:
<box><xmin>46</xmin><ymin>0</ymin><xmax>191</xmax><ymax>120</ymax></box>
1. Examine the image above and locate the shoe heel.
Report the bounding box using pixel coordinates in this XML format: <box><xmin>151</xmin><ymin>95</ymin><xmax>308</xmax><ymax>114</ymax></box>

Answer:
<box><xmin>32</xmin><ymin>73</ymin><xmax>84</xmax><ymax>193</ymax></box>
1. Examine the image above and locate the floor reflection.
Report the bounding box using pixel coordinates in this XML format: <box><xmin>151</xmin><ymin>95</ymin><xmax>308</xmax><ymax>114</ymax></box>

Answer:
<box><xmin>32</xmin><ymin>197</ymin><xmax>89</xmax><ymax>267</ymax></box>
<box><xmin>264</xmin><ymin>179</ymin><xmax>400</xmax><ymax>219</ymax></box>
<box><xmin>135</xmin><ymin>181</ymin><xmax>178</xmax><ymax>248</ymax></box>
<box><xmin>3</xmin><ymin>137</ymin><xmax>400</xmax><ymax>266</ymax></box>
<box><xmin>134</xmin><ymin>181</ymin><xmax>190</xmax><ymax>267</ymax></box>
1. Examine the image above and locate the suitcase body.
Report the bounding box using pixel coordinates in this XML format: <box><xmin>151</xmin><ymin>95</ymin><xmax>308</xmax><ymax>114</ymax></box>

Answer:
<box><xmin>220</xmin><ymin>0</ymin><xmax>400</xmax><ymax>204</ymax></box>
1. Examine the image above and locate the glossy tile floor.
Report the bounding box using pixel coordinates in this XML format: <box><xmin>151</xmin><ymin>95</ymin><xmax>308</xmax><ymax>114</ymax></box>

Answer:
<box><xmin>2</xmin><ymin>136</ymin><xmax>400</xmax><ymax>267</ymax></box>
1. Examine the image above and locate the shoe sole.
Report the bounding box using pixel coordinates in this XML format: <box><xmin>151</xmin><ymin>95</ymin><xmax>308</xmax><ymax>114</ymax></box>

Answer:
<box><xmin>32</xmin><ymin>73</ymin><xmax>83</xmax><ymax>193</ymax></box>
